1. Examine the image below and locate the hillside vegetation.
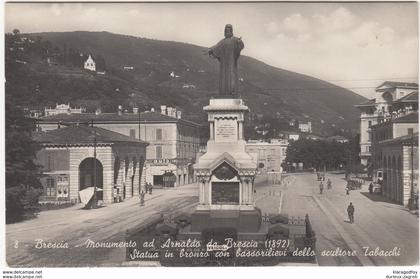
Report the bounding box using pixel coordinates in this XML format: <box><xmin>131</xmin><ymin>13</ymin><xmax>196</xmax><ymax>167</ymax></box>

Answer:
<box><xmin>6</xmin><ymin>30</ymin><xmax>366</xmax><ymax>138</ymax></box>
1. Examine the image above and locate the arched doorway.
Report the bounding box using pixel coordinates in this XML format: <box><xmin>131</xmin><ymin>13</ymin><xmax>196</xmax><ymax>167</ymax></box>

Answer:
<box><xmin>79</xmin><ymin>158</ymin><xmax>103</xmax><ymax>200</ymax></box>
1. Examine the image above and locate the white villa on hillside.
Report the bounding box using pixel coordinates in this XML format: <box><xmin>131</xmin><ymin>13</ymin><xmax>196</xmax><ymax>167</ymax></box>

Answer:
<box><xmin>84</xmin><ymin>55</ymin><xmax>96</xmax><ymax>72</ymax></box>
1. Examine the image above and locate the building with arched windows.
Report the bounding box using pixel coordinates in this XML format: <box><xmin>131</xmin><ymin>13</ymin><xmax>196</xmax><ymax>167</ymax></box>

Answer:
<box><xmin>379</xmin><ymin>133</ymin><xmax>418</xmax><ymax>206</ymax></box>
<box><xmin>38</xmin><ymin>106</ymin><xmax>204</xmax><ymax>188</ymax></box>
<box><xmin>34</xmin><ymin>125</ymin><xmax>148</xmax><ymax>205</ymax></box>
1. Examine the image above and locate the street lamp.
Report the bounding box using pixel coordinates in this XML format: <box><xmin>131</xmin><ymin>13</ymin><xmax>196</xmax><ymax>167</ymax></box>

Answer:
<box><xmin>138</xmin><ymin>105</ymin><xmax>141</xmax><ymax>196</ymax></box>
<box><xmin>91</xmin><ymin>119</ymin><xmax>98</xmax><ymax>209</ymax></box>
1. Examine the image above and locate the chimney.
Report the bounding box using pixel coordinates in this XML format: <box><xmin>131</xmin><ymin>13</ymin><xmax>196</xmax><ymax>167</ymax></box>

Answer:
<box><xmin>176</xmin><ymin>110</ymin><xmax>182</xmax><ymax>119</ymax></box>
<box><xmin>160</xmin><ymin>105</ymin><xmax>167</xmax><ymax>115</ymax></box>
<box><xmin>118</xmin><ymin>105</ymin><xmax>122</xmax><ymax>116</ymax></box>
<box><xmin>133</xmin><ymin>107</ymin><xmax>139</xmax><ymax>114</ymax></box>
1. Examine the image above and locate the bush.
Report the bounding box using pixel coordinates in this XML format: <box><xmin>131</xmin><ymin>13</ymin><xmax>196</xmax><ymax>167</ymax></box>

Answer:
<box><xmin>6</xmin><ymin>186</ymin><xmax>41</xmax><ymax>224</ymax></box>
<box><xmin>6</xmin><ymin>186</ymin><xmax>26</xmax><ymax>223</ymax></box>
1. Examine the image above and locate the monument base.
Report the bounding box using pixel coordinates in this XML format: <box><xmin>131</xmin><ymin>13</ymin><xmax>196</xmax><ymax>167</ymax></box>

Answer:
<box><xmin>190</xmin><ymin>208</ymin><xmax>262</xmax><ymax>233</ymax></box>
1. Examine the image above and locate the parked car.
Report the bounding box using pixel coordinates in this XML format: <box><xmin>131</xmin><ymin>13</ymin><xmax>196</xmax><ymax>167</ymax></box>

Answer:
<box><xmin>372</xmin><ymin>182</ymin><xmax>382</xmax><ymax>194</ymax></box>
<box><xmin>346</xmin><ymin>179</ymin><xmax>362</xmax><ymax>190</ymax></box>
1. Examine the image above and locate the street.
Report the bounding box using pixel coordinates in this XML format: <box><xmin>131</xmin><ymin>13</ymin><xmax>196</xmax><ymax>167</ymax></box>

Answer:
<box><xmin>6</xmin><ymin>184</ymin><xmax>199</xmax><ymax>267</ymax></box>
<box><xmin>5</xmin><ymin>173</ymin><xmax>419</xmax><ymax>267</ymax></box>
<box><xmin>277</xmin><ymin>172</ymin><xmax>419</xmax><ymax>266</ymax></box>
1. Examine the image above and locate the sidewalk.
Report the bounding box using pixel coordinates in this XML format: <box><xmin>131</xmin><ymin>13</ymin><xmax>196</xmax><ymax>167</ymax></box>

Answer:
<box><xmin>315</xmin><ymin>173</ymin><xmax>418</xmax><ymax>266</ymax></box>
<box><xmin>6</xmin><ymin>182</ymin><xmax>198</xmax><ymax>267</ymax></box>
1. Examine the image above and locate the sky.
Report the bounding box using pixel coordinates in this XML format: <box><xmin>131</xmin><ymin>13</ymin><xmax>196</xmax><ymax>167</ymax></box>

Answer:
<box><xmin>5</xmin><ymin>2</ymin><xmax>419</xmax><ymax>99</ymax></box>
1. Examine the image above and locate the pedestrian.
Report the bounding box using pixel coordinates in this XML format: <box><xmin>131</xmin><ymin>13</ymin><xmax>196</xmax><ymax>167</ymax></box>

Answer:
<box><xmin>149</xmin><ymin>184</ymin><xmax>153</xmax><ymax>195</ymax></box>
<box><xmin>319</xmin><ymin>181</ymin><xmax>324</xmax><ymax>194</ymax></box>
<box><xmin>369</xmin><ymin>182</ymin><xmax>373</xmax><ymax>194</ymax></box>
<box><xmin>347</xmin><ymin>202</ymin><xmax>355</xmax><ymax>223</ymax></box>
<box><xmin>327</xmin><ymin>178</ymin><xmax>332</xmax><ymax>190</ymax></box>
<box><xmin>140</xmin><ymin>190</ymin><xmax>145</xmax><ymax>206</ymax></box>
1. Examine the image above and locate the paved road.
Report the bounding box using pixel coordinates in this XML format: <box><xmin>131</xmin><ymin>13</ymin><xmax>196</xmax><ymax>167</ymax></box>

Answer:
<box><xmin>6</xmin><ymin>184</ymin><xmax>199</xmax><ymax>267</ymax></box>
<box><xmin>6</xmin><ymin>173</ymin><xmax>418</xmax><ymax>267</ymax></box>
<box><xmin>276</xmin><ymin>172</ymin><xmax>419</xmax><ymax>266</ymax></box>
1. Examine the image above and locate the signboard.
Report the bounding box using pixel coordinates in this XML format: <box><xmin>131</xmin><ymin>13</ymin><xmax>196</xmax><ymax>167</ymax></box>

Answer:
<box><xmin>215</xmin><ymin>119</ymin><xmax>238</xmax><ymax>142</ymax></box>
<box><xmin>147</xmin><ymin>158</ymin><xmax>177</xmax><ymax>165</ymax></box>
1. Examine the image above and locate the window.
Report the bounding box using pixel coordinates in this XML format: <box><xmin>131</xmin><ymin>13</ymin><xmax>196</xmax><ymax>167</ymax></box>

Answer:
<box><xmin>408</xmin><ymin>128</ymin><xmax>414</xmax><ymax>136</ymax></box>
<box><xmin>45</xmin><ymin>178</ymin><xmax>56</xmax><ymax>196</ymax></box>
<box><xmin>156</xmin><ymin>146</ymin><xmax>162</xmax><ymax>159</ymax></box>
<box><xmin>368</xmin><ymin>121</ymin><xmax>372</xmax><ymax>128</ymax></box>
<box><xmin>130</xmin><ymin>129</ymin><xmax>136</xmax><ymax>139</ymax></box>
<box><xmin>57</xmin><ymin>175</ymin><xmax>68</xmax><ymax>184</ymax></box>
<box><xmin>47</xmin><ymin>153</ymin><xmax>54</xmax><ymax>170</ymax></box>
<box><xmin>156</xmin><ymin>129</ymin><xmax>162</xmax><ymax>140</ymax></box>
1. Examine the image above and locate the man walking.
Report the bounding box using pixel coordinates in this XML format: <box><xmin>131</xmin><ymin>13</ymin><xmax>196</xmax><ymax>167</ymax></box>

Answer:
<box><xmin>347</xmin><ymin>202</ymin><xmax>355</xmax><ymax>223</ymax></box>
<box><xmin>140</xmin><ymin>190</ymin><xmax>145</xmax><ymax>206</ymax></box>
<box><xmin>319</xmin><ymin>181</ymin><xmax>324</xmax><ymax>194</ymax></box>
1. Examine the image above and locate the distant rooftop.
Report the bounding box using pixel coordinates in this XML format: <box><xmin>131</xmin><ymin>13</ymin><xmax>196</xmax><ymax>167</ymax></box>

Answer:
<box><xmin>393</xmin><ymin>91</ymin><xmax>418</xmax><ymax>103</ymax></box>
<box><xmin>33</xmin><ymin>125</ymin><xmax>148</xmax><ymax>146</ymax></box>
<box><xmin>376</xmin><ymin>81</ymin><xmax>418</xmax><ymax>90</ymax></box>
<box><xmin>355</xmin><ymin>98</ymin><xmax>376</xmax><ymax>107</ymax></box>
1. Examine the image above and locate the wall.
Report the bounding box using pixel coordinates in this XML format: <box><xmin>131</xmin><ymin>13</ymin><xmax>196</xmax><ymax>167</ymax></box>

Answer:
<box><xmin>245</xmin><ymin>143</ymin><xmax>286</xmax><ymax>173</ymax></box>
<box><xmin>393</xmin><ymin>123</ymin><xmax>419</xmax><ymax>138</ymax></box>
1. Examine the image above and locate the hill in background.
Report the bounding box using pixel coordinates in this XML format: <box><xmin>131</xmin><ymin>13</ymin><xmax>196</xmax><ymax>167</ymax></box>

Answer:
<box><xmin>6</xmin><ymin>30</ymin><xmax>366</xmax><ymax>138</ymax></box>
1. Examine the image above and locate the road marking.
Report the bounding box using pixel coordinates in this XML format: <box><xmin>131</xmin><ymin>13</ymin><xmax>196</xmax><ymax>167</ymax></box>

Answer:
<box><xmin>312</xmin><ymin>194</ymin><xmax>374</xmax><ymax>266</ymax></box>
<box><xmin>322</xmin><ymin>197</ymin><xmax>398</xmax><ymax>266</ymax></box>
<box><xmin>278</xmin><ymin>191</ymin><xmax>284</xmax><ymax>214</ymax></box>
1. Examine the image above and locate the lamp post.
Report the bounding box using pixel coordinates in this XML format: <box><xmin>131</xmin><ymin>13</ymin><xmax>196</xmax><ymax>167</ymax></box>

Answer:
<box><xmin>91</xmin><ymin>119</ymin><xmax>98</xmax><ymax>209</ymax></box>
<box><xmin>138</xmin><ymin>105</ymin><xmax>141</xmax><ymax>196</ymax></box>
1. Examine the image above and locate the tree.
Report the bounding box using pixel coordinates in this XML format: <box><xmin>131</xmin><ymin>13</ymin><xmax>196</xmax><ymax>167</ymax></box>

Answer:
<box><xmin>12</xmin><ymin>28</ymin><xmax>20</xmax><ymax>37</ymax></box>
<box><xmin>6</xmin><ymin>101</ymin><xmax>42</xmax><ymax>223</ymax></box>
<box><xmin>286</xmin><ymin>138</ymin><xmax>351</xmax><ymax>171</ymax></box>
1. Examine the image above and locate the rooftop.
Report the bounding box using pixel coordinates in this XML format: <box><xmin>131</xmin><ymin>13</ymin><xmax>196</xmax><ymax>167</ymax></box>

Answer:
<box><xmin>377</xmin><ymin>81</ymin><xmax>418</xmax><ymax>90</ymax></box>
<box><xmin>355</xmin><ymin>98</ymin><xmax>376</xmax><ymax>108</ymax></box>
<box><xmin>40</xmin><ymin>111</ymin><xmax>200</xmax><ymax>127</ymax></box>
<box><xmin>394</xmin><ymin>91</ymin><xmax>418</xmax><ymax>103</ymax></box>
<box><xmin>33</xmin><ymin>125</ymin><xmax>148</xmax><ymax>146</ymax></box>
<box><xmin>326</xmin><ymin>135</ymin><xmax>348</xmax><ymax>141</ymax></box>
<box><xmin>380</xmin><ymin>132</ymin><xmax>418</xmax><ymax>146</ymax></box>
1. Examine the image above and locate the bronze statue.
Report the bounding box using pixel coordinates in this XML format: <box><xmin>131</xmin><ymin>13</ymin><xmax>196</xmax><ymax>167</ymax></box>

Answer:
<box><xmin>208</xmin><ymin>24</ymin><xmax>244</xmax><ymax>96</ymax></box>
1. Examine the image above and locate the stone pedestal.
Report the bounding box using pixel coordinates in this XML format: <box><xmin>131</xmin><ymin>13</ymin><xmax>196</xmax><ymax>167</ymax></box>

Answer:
<box><xmin>192</xmin><ymin>98</ymin><xmax>259</xmax><ymax>233</ymax></box>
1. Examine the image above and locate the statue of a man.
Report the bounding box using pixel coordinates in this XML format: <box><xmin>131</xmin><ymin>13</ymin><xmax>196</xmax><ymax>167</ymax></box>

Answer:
<box><xmin>208</xmin><ymin>24</ymin><xmax>244</xmax><ymax>96</ymax></box>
